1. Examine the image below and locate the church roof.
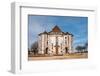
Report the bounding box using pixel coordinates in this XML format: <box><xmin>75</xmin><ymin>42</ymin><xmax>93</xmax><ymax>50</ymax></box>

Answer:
<box><xmin>38</xmin><ymin>25</ymin><xmax>73</xmax><ymax>36</ymax></box>
<box><xmin>65</xmin><ymin>32</ymin><xmax>73</xmax><ymax>36</ymax></box>
<box><xmin>38</xmin><ymin>31</ymin><xmax>48</xmax><ymax>35</ymax></box>
<box><xmin>51</xmin><ymin>25</ymin><xmax>61</xmax><ymax>32</ymax></box>
<box><xmin>42</xmin><ymin>31</ymin><xmax>48</xmax><ymax>34</ymax></box>
<box><xmin>65</xmin><ymin>32</ymin><xmax>70</xmax><ymax>35</ymax></box>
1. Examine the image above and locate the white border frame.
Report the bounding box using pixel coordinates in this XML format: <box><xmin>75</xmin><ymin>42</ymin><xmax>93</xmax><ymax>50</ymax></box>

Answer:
<box><xmin>11</xmin><ymin>2</ymin><xmax>97</xmax><ymax>74</ymax></box>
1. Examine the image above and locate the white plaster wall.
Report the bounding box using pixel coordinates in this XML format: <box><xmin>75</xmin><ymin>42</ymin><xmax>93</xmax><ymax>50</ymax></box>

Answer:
<box><xmin>38</xmin><ymin>33</ymin><xmax>73</xmax><ymax>54</ymax></box>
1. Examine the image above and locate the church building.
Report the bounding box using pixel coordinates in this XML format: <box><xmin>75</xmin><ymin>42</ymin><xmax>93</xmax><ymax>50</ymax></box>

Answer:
<box><xmin>38</xmin><ymin>25</ymin><xmax>73</xmax><ymax>56</ymax></box>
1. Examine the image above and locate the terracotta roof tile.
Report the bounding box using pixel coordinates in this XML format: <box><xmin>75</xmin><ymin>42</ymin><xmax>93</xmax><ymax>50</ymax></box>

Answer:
<box><xmin>52</xmin><ymin>25</ymin><xmax>61</xmax><ymax>32</ymax></box>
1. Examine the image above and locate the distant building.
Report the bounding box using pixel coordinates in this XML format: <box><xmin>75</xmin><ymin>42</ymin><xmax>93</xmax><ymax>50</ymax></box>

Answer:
<box><xmin>38</xmin><ymin>25</ymin><xmax>73</xmax><ymax>55</ymax></box>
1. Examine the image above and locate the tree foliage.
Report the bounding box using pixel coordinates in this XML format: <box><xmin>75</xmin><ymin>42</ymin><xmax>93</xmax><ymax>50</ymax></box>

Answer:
<box><xmin>75</xmin><ymin>46</ymin><xmax>83</xmax><ymax>53</ymax></box>
<box><xmin>75</xmin><ymin>42</ymin><xmax>88</xmax><ymax>53</ymax></box>
<box><xmin>31</xmin><ymin>41</ymin><xmax>38</xmax><ymax>55</ymax></box>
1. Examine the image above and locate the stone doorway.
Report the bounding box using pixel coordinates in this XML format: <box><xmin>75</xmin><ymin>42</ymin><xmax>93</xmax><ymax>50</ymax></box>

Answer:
<box><xmin>45</xmin><ymin>47</ymin><xmax>48</xmax><ymax>54</ymax></box>
<box><xmin>65</xmin><ymin>47</ymin><xmax>68</xmax><ymax>54</ymax></box>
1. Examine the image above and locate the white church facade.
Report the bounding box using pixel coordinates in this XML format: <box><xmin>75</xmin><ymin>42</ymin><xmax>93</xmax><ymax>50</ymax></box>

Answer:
<box><xmin>38</xmin><ymin>25</ymin><xmax>73</xmax><ymax>56</ymax></box>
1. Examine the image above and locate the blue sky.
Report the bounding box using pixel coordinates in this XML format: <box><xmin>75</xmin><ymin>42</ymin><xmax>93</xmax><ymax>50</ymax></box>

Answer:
<box><xmin>28</xmin><ymin>15</ymin><xmax>88</xmax><ymax>49</ymax></box>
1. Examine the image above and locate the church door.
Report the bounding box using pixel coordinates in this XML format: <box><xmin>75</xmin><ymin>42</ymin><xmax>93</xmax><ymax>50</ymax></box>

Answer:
<box><xmin>65</xmin><ymin>47</ymin><xmax>68</xmax><ymax>54</ymax></box>
<box><xmin>45</xmin><ymin>47</ymin><xmax>48</xmax><ymax>54</ymax></box>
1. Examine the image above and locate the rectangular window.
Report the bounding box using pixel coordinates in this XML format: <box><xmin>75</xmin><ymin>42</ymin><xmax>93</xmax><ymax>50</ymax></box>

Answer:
<box><xmin>61</xmin><ymin>43</ymin><xmax>62</xmax><ymax>49</ymax></box>
<box><xmin>65</xmin><ymin>37</ymin><xmax>67</xmax><ymax>44</ymax></box>
<box><xmin>52</xmin><ymin>43</ymin><xmax>53</xmax><ymax>49</ymax></box>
